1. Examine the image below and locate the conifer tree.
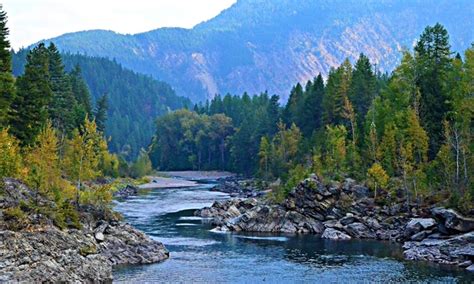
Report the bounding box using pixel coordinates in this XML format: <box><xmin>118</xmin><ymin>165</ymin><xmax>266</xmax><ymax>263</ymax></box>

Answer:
<box><xmin>47</xmin><ymin>43</ymin><xmax>76</xmax><ymax>134</ymax></box>
<box><xmin>94</xmin><ymin>94</ymin><xmax>108</xmax><ymax>133</ymax></box>
<box><xmin>9</xmin><ymin>43</ymin><xmax>52</xmax><ymax>145</ymax></box>
<box><xmin>0</xmin><ymin>5</ymin><xmax>15</xmax><ymax>127</ymax></box>
<box><xmin>415</xmin><ymin>23</ymin><xmax>452</xmax><ymax>158</ymax></box>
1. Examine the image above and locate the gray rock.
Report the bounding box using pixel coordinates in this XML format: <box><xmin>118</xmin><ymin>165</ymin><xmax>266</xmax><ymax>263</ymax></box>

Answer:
<box><xmin>343</xmin><ymin>222</ymin><xmax>376</xmax><ymax>239</ymax></box>
<box><xmin>322</xmin><ymin>228</ymin><xmax>352</xmax><ymax>240</ymax></box>
<box><xmin>432</xmin><ymin>207</ymin><xmax>474</xmax><ymax>233</ymax></box>
<box><xmin>94</xmin><ymin>232</ymin><xmax>105</xmax><ymax>242</ymax></box>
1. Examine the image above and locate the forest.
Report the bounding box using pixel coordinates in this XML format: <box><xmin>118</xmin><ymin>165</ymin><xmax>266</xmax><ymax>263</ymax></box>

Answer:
<box><xmin>0</xmin><ymin>8</ymin><xmax>126</xmax><ymax>228</ymax></box>
<box><xmin>12</xmin><ymin>50</ymin><xmax>190</xmax><ymax>160</ymax></box>
<box><xmin>149</xmin><ymin>24</ymin><xmax>473</xmax><ymax>211</ymax></box>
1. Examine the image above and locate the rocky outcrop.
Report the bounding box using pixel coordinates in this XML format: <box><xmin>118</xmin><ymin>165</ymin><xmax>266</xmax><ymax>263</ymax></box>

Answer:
<box><xmin>321</xmin><ymin>228</ymin><xmax>351</xmax><ymax>240</ymax></box>
<box><xmin>196</xmin><ymin>174</ymin><xmax>474</xmax><ymax>271</ymax></box>
<box><xmin>211</xmin><ymin>177</ymin><xmax>266</xmax><ymax>198</ymax></box>
<box><xmin>113</xmin><ymin>184</ymin><xmax>139</xmax><ymax>199</ymax></box>
<box><xmin>0</xmin><ymin>179</ymin><xmax>169</xmax><ymax>282</ymax></box>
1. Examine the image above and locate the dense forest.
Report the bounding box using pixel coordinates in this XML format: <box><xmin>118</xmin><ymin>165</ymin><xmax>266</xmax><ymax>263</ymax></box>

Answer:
<box><xmin>12</xmin><ymin>51</ymin><xmax>190</xmax><ymax>160</ymax></box>
<box><xmin>149</xmin><ymin>24</ymin><xmax>473</xmax><ymax>211</ymax></box>
<box><xmin>0</xmin><ymin>6</ymin><xmax>127</xmax><ymax>227</ymax></box>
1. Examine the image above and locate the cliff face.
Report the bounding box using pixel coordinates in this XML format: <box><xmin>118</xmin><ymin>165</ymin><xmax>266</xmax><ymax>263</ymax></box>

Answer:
<box><xmin>45</xmin><ymin>0</ymin><xmax>473</xmax><ymax>102</ymax></box>
<box><xmin>0</xmin><ymin>179</ymin><xmax>169</xmax><ymax>282</ymax></box>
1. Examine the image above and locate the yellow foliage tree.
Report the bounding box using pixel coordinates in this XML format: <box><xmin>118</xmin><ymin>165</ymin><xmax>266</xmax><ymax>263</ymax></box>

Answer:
<box><xmin>367</xmin><ymin>162</ymin><xmax>389</xmax><ymax>201</ymax></box>
<box><xmin>0</xmin><ymin>128</ymin><xmax>24</xmax><ymax>179</ymax></box>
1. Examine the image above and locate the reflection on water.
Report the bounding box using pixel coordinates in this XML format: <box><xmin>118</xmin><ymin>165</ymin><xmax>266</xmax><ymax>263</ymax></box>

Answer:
<box><xmin>113</xmin><ymin>184</ymin><xmax>472</xmax><ymax>283</ymax></box>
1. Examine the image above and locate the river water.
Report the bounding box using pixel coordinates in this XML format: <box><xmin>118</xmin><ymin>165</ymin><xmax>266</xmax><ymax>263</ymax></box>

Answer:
<box><xmin>112</xmin><ymin>182</ymin><xmax>472</xmax><ymax>283</ymax></box>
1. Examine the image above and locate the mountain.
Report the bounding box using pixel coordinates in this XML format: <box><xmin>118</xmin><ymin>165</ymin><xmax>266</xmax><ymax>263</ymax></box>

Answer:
<box><xmin>42</xmin><ymin>0</ymin><xmax>473</xmax><ymax>102</ymax></box>
<box><xmin>13</xmin><ymin>51</ymin><xmax>191</xmax><ymax>160</ymax></box>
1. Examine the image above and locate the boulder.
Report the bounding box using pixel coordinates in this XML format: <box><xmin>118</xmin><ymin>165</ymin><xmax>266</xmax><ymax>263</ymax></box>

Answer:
<box><xmin>431</xmin><ymin>207</ymin><xmax>474</xmax><ymax>233</ymax></box>
<box><xmin>321</xmin><ymin>228</ymin><xmax>352</xmax><ymax>240</ymax></box>
<box><xmin>343</xmin><ymin>222</ymin><xmax>376</xmax><ymax>239</ymax></box>
<box><xmin>404</xmin><ymin>218</ymin><xmax>437</xmax><ymax>238</ymax></box>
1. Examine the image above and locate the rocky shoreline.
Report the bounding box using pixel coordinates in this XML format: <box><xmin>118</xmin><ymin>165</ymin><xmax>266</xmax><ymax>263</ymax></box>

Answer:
<box><xmin>0</xmin><ymin>179</ymin><xmax>169</xmax><ymax>282</ymax></box>
<box><xmin>196</xmin><ymin>174</ymin><xmax>474</xmax><ymax>272</ymax></box>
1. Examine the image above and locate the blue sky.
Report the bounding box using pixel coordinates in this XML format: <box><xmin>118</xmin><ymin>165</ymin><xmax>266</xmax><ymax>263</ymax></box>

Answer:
<box><xmin>3</xmin><ymin>0</ymin><xmax>237</xmax><ymax>49</ymax></box>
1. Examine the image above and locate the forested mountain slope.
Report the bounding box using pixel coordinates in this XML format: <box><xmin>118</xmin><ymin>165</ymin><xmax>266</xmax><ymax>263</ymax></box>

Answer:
<box><xmin>42</xmin><ymin>0</ymin><xmax>473</xmax><ymax>102</ymax></box>
<box><xmin>12</xmin><ymin>51</ymin><xmax>190</xmax><ymax>159</ymax></box>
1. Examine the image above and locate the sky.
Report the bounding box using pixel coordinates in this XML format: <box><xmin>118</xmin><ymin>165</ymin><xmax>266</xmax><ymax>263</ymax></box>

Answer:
<box><xmin>2</xmin><ymin>0</ymin><xmax>237</xmax><ymax>50</ymax></box>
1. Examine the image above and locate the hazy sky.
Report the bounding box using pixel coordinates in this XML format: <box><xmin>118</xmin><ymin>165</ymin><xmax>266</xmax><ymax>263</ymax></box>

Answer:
<box><xmin>3</xmin><ymin>0</ymin><xmax>237</xmax><ymax>50</ymax></box>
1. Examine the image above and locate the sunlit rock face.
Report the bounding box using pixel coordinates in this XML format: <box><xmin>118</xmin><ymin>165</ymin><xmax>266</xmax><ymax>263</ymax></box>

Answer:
<box><xmin>44</xmin><ymin>0</ymin><xmax>473</xmax><ymax>102</ymax></box>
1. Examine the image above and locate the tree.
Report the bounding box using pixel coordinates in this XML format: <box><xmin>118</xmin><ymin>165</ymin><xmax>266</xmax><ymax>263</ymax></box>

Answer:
<box><xmin>349</xmin><ymin>53</ymin><xmax>376</xmax><ymax>126</ymax></box>
<box><xmin>62</xmin><ymin>118</ymin><xmax>101</xmax><ymax>206</ymax></box>
<box><xmin>325</xmin><ymin>125</ymin><xmax>348</xmax><ymax>179</ymax></box>
<box><xmin>130</xmin><ymin>149</ymin><xmax>153</xmax><ymax>178</ymax></box>
<box><xmin>367</xmin><ymin>162</ymin><xmax>389</xmax><ymax>201</ymax></box>
<box><xmin>0</xmin><ymin>128</ymin><xmax>23</xmax><ymax>178</ymax></box>
<box><xmin>258</xmin><ymin>136</ymin><xmax>272</xmax><ymax>179</ymax></box>
<box><xmin>94</xmin><ymin>94</ymin><xmax>108</xmax><ymax>133</ymax></box>
<box><xmin>301</xmin><ymin>74</ymin><xmax>324</xmax><ymax>136</ymax></box>
<box><xmin>0</xmin><ymin>5</ymin><xmax>15</xmax><ymax>127</ymax></box>
<box><xmin>47</xmin><ymin>43</ymin><xmax>76</xmax><ymax>135</ymax></box>
<box><xmin>25</xmin><ymin>121</ymin><xmax>66</xmax><ymax>199</ymax></box>
<box><xmin>415</xmin><ymin>23</ymin><xmax>452</xmax><ymax>158</ymax></box>
<box><xmin>9</xmin><ymin>43</ymin><xmax>52</xmax><ymax>145</ymax></box>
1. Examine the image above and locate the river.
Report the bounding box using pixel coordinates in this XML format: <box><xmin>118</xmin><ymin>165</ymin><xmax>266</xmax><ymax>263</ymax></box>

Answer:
<box><xmin>112</xmin><ymin>182</ymin><xmax>472</xmax><ymax>283</ymax></box>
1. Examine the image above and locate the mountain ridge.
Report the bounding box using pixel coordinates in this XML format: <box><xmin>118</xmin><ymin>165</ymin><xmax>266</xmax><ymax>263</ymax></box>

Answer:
<box><xmin>40</xmin><ymin>0</ymin><xmax>474</xmax><ymax>102</ymax></box>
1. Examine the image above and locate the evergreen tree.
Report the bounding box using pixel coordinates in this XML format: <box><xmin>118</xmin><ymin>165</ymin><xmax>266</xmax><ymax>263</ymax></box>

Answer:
<box><xmin>47</xmin><ymin>43</ymin><xmax>76</xmax><ymax>134</ymax></box>
<box><xmin>301</xmin><ymin>74</ymin><xmax>324</xmax><ymax>136</ymax></box>
<box><xmin>9</xmin><ymin>43</ymin><xmax>52</xmax><ymax>145</ymax></box>
<box><xmin>0</xmin><ymin>5</ymin><xmax>15</xmax><ymax>127</ymax></box>
<box><xmin>94</xmin><ymin>94</ymin><xmax>108</xmax><ymax>133</ymax></box>
<box><xmin>415</xmin><ymin>23</ymin><xmax>452</xmax><ymax>158</ymax></box>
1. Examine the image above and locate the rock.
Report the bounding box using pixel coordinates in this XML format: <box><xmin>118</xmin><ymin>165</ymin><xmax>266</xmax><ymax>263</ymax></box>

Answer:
<box><xmin>404</xmin><ymin>218</ymin><xmax>437</xmax><ymax>238</ymax></box>
<box><xmin>113</xmin><ymin>184</ymin><xmax>139</xmax><ymax>199</ymax></box>
<box><xmin>94</xmin><ymin>232</ymin><xmax>105</xmax><ymax>242</ymax></box>
<box><xmin>0</xmin><ymin>179</ymin><xmax>169</xmax><ymax>282</ymax></box>
<box><xmin>467</xmin><ymin>264</ymin><xmax>474</xmax><ymax>272</ymax></box>
<box><xmin>343</xmin><ymin>222</ymin><xmax>376</xmax><ymax>239</ymax></box>
<box><xmin>321</xmin><ymin>228</ymin><xmax>352</xmax><ymax>240</ymax></box>
<box><xmin>403</xmin><ymin>231</ymin><xmax>474</xmax><ymax>270</ymax></box>
<box><xmin>410</xmin><ymin>231</ymin><xmax>428</xmax><ymax>241</ymax></box>
<box><xmin>340</xmin><ymin>215</ymin><xmax>357</xmax><ymax>226</ymax></box>
<box><xmin>432</xmin><ymin>207</ymin><xmax>474</xmax><ymax>233</ymax></box>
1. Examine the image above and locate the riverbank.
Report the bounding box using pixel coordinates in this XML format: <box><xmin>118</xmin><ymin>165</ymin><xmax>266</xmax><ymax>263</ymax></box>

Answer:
<box><xmin>0</xmin><ymin>178</ymin><xmax>169</xmax><ymax>282</ymax></box>
<box><xmin>159</xmin><ymin>171</ymin><xmax>236</xmax><ymax>181</ymax></box>
<box><xmin>196</xmin><ymin>174</ymin><xmax>474</xmax><ymax>272</ymax></box>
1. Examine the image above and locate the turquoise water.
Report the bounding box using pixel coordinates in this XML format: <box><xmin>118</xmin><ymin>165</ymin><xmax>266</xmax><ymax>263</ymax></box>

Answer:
<box><xmin>112</xmin><ymin>183</ymin><xmax>473</xmax><ymax>283</ymax></box>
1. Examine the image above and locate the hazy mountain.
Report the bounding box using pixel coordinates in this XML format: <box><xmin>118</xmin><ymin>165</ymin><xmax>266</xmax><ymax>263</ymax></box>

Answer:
<box><xmin>42</xmin><ymin>0</ymin><xmax>473</xmax><ymax>102</ymax></box>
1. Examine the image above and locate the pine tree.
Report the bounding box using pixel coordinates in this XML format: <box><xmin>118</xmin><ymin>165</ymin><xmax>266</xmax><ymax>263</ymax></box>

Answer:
<box><xmin>47</xmin><ymin>43</ymin><xmax>76</xmax><ymax>135</ymax></box>
<box><xmin>70</xmin><ymin>65</ymin><xmax>92</xmax><ymax>128</ymax></box>
<box><xmin>9</xmin><ymin>43</ymin><xmax>52</xmax><ymax>145</ymax></box>
<box><xmin>301</xmin><ymin>74</ymin><xmax>324</xmax><ymax>136</ymax></box>
<box><xmin>94</xmin><ymin>94</ymin><xmax>108</xmax><ymax>133</ymax></box>
<box><xmin>415</xmin><ymin>23</ymin><xmax>452</xmax><ymax>158</ymax></box>
<box><xmin>0</xmin><ymin>5</ymin><xmax>15</xmax><ymax>127</ymax></box>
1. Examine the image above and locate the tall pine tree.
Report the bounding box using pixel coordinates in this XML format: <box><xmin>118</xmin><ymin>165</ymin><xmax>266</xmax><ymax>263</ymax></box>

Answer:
<box><xmin>0</xmin><ymin>5</ymin><xmax>15</xmax><ymax>127</ymax></box>
<box><xmin>9</xmin><ymin>43</ymin><xmax>52</xmax><ymax>145</ymax></box>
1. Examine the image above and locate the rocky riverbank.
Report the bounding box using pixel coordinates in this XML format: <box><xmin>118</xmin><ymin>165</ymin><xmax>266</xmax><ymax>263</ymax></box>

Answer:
<box><xmin>0</xmin><ymin>179</ymin><xmax>169</xmax><ymax>282</ymax></box>
<box><xmin>196</xmin><ymin>174</ymin><xmax>474</xmax><ymax>271</ymax></box>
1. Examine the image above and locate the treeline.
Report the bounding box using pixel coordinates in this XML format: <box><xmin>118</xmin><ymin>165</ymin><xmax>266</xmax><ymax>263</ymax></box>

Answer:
<box><xmin>149</xmin><ymin>93</ymin><xmax>279</xmax><ymax>172</ymax></box>
<box><xmin>0</xmin><ymin>6</ymin><xmax>125</xmax><ymax>228</ymax></box>
<box><xmin>12</xmin><ymin>50</ymin><xmax>191</xmax><ymax>160</ymax></box>
<box><xmin>150</xmin><ymin>24</ymin><xmax>473</xmax><ymax>211</ymax></box>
